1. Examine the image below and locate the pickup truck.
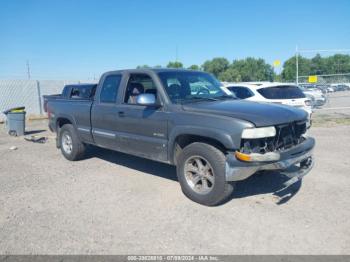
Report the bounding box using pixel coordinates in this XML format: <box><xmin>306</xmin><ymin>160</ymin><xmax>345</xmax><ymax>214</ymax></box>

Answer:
<box><xmin>45</xmin><ymin>69</ymin><xmax>315</xmax><ymax>206</ymax></box>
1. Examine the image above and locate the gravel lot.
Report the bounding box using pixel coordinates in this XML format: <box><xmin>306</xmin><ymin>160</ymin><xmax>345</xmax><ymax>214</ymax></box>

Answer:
<box><xmin>0</xmin><ymin>116</ymin><xmax>349</xmax><ymax>254</ymax></box>
<box><xmin>314</xmin><ymin>90</ymin><xmax>350</xmax><ymax>118</ymax></box>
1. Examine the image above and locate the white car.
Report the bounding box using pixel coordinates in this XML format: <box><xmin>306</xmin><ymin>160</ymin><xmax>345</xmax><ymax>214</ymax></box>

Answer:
<box><xmin>327</xmin><ymin>87</ymin><xmax>335</xmax><ymax>93</ymax></box>
<box><xmin>223</xmin><ymin>82</ymin><xmax>313</xmax><ymax>120</ymax></box>
<box><xmin>299</xmin><ymin>86</ymin><xmax>327</xmax><ymax>107</ymax></box>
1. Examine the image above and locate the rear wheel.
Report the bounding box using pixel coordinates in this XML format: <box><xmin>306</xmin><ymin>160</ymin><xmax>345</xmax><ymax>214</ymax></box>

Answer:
<box><xmin>59</xmin><ymin>124</ymin><xmax>85</xmax><ymax>161</ymax></box>
<box><xmin>176</xmin><ymin>142</ymin><xmax>235</xmax><ymax>206</ymax></box>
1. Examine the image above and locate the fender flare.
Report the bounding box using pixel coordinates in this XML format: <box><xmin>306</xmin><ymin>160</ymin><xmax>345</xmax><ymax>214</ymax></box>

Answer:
<box><xmin>168</xmin><ymin>126</ymin><xmax>236</xmax><ymax>164</ymax></box>
<box><xmin>55</xmin><ymin>114</ymin><xmax>83</xmax><ymax>143</ymax></box>
<box><xmin>55</xmin><ymin>114</ymin><xmax>78</xmax><ymax>131</ymax></box>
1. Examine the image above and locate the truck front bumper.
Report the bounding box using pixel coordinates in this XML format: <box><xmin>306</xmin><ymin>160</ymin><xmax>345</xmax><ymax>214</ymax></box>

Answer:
<box><xmin>225</xmin><ymin>137</ymin><xmax>315</xmax><ymax>185</ymax></box>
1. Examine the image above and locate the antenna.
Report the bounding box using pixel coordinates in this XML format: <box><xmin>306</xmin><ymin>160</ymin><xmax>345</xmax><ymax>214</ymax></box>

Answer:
<box><xmin>26</xmin><ymin>60</ymin><xmax>31</xmax><ymax>79</ymax></box>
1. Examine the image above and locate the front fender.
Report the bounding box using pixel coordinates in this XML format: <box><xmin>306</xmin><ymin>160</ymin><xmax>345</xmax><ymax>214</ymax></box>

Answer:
<box><xmin>168</xmin><ymin>126</ymin><xmax>237</xmax><ymax>164</ymax></box>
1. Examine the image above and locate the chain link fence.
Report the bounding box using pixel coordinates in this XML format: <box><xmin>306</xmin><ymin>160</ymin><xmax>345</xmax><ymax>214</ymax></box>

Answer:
<box><xmin>298</xmin><ymin>73</ymin><xmax>350</xmax><ymax>85</ymax></box>
<box><xmin>0</xmin><ymin>79</ymin><xmax>96</xmax><ymax>121</ymax></box>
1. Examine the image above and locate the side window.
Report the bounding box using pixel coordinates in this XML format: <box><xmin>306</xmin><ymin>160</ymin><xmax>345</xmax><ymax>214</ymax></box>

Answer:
<box><xmin>229</xmin><ymin>86</ymin><xmax>254</xmax><ymax>99</ymax></box>
<box><xmin>124</xmin><ymin>74</ymin><xmax>157</xmax><ymax>104</ymax></box>
<box><xmin>100</xmin><ymin>75</ymin><xmax>122</xmax><ymax>103</ymax></box>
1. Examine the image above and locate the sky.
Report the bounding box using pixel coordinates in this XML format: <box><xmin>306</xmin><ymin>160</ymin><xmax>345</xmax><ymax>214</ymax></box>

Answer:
<box><xmin>0</xmin><ymin>0</ymin><xmax>349</xmax><ymax>80</ymax></box>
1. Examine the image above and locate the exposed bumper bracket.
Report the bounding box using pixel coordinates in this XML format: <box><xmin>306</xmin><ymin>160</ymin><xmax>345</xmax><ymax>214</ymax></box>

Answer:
<box><xmin>225</xmin><ymin>137</ymin><xmax>315</xmax><ymax>182</ymax></box>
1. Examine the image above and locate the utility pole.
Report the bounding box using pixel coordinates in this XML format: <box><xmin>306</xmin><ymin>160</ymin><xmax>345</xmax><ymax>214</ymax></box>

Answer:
<box><xmin>295</xmin><ymin>45</ymin><xmax>299</xmax><ymax>85</ymax></box>
<box><xmin>26</xmin><ymin>60</ymin><xmax>31</xmax><ymax>79</ymax></box>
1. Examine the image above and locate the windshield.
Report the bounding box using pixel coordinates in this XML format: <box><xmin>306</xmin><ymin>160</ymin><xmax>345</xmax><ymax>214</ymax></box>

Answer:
<box><xmin>157</xmin><ymin>71</ymin><xmax>232</xmax><ymax>104</ymax></box>
<box><xmin>257</xmin><ymin>85</ymin><xmax>305</xmax><ymax>99</ymax></box>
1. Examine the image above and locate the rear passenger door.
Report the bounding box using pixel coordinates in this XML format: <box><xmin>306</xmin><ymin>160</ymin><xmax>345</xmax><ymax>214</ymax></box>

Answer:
<box><xmin>91</xmin><ymin>74</ymin><xmax>123</xmax><ymax>149</ymax></box>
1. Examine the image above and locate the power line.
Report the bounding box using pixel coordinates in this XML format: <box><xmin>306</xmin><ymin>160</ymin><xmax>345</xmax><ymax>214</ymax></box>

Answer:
<box><xmin>298</xmin><ymin>48</ymin><xmax>350</xmax><ymax>53</ymax></box>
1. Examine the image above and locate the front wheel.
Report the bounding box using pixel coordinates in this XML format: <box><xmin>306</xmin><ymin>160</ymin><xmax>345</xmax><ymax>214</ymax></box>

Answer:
<box><xmin>176</xmin><ymin>142</ymin><xmax>235</xmax><ymax>206</ymax></box>
<box><xmin>59</xmin><ymin>124</ymin><xmax>86</xmax><ymax>161</ymax></box>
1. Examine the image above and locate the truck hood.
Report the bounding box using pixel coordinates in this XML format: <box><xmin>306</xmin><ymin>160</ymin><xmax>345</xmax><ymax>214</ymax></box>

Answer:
<box><xmin>182</xmin><ymin>100</ymin><xmax>308</xmax><ymax>127</ymax></box>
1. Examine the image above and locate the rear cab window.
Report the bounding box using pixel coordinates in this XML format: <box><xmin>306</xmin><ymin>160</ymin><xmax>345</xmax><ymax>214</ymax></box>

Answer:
<box><xmin>257</xmin><ymin>85</ymin><xmax>305</xmax><ymax>99</ymax></box>
<box><xmin>69</xmin><ymin>85</ymin><xmax>97</xmax><ymax>100</ymax></box>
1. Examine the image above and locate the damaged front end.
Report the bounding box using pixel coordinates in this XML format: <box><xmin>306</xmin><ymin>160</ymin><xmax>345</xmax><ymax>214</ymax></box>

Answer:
<box><xmin>238</xmin><ymin>120</ymin><xmax>307</xmax><ymax>160</ymax></box>
<box><xmin>226</xmin><ymin>120</ymin><xmax>315</xmax><ymax>187</ymax></box>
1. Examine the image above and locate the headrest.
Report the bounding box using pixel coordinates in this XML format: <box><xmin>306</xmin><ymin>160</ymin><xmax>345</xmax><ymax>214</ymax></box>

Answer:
<box><xmin>129</xmin><ymin>83</ymin><xmax>144</xmax><ymax>95</ymax></box>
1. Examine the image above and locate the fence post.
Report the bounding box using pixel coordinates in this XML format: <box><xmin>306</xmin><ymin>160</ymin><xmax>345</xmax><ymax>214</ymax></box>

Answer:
<box><xmin>36</xmin><ymin>80</ymin><xmax>43</xmax><ymax>115</ymax></box>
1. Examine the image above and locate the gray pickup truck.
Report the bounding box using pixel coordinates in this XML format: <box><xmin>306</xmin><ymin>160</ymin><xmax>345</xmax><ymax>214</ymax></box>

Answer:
<box><xmin>46</xmin><ymin>69</ymin><xmax>315</xmax><ymax>206</ymax></box>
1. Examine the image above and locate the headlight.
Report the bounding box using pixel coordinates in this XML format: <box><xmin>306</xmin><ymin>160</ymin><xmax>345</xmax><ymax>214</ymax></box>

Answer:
<box><xmin>241</xmin><ymin>126</ymin><xmax>276</xmax><ymax>139</ymax></box>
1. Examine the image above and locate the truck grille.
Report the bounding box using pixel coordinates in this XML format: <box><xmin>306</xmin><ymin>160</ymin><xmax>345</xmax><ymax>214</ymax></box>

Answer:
<box><xmin>240</xmin><ymin>121</ymin><xmax>307</xmax><ymax>154</ymax></box>
<box><xmin>274</xmin><ymin>121</ymin><xmax>306</xmax><ymax>150</ymax></box>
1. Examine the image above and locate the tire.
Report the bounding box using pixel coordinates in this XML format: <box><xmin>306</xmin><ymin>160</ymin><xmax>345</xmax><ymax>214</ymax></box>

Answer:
<box><xmin>176</xmin><ymin>142</ymin><xmax>235</xmax><ymax>206</ymax></box>
<box><xmin>59</xmin><ymin>124</ymin><xmax>86</xmax><ymax>161</ymax></box>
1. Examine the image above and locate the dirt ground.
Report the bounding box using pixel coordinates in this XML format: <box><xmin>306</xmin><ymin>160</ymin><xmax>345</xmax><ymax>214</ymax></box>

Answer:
<box><xmin>313</xmin><ymin>91</ymin><xmax>350</xmax><ymax>123</ymax></box>
<box><xmin>0</xmin><ymin>116</ymin><xmax>349</xmax><ymax>255</ymax></box>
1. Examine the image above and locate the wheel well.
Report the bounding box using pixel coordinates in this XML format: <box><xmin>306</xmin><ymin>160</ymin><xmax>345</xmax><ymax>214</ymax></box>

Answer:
<box><xmin>56</xmin><ymin>118</ymin><xmax>72</xmax><ymax>129</ymax></box>
<box><xmin>173</xmin><ymin>134</ymin><xmax>227</xmax><ymax>164</ymax></box>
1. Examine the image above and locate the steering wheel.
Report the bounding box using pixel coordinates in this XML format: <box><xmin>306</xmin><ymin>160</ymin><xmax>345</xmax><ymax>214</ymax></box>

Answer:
<box><xmin>196</xmin><ymin>88</ymin><xmax>210</xmax><ymax>95</ymax></box>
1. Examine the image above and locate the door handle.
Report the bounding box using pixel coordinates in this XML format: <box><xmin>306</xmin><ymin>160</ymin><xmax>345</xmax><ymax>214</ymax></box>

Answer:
<box><xmin>118</xmin><ymin>111</ymin><xmax>125</xmax><ymax>117</ymax></box>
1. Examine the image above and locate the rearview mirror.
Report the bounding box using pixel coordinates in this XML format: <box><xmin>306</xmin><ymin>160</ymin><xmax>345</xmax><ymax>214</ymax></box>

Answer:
<box><xmin>136</xmin><ymin>93</ymin><xmax>157</xmax><ymax>106</ymax></box>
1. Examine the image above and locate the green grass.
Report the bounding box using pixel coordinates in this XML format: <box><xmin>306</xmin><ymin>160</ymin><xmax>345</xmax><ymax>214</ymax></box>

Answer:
<box><xmin>312</xmin><ymin>115</ymin><xmax>350</xmax><ymax>127</ymax></box>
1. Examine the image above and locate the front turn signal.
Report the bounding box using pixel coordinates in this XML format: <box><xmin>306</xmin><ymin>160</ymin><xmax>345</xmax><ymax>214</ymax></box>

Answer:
<box><xmin>235</xmin><ymin>151</ymin><xmax>252</xmax><ymax>162</ymax></box>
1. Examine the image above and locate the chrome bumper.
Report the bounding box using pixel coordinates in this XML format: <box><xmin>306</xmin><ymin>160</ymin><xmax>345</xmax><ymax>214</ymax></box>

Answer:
<box><xmin>225</xmin><ymin>137</ymin><xmax>315</xmax><ymax>183</ymax></box>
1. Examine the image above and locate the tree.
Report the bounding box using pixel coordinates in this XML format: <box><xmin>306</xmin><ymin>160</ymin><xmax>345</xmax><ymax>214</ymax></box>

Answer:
<box><xmin>310</xmin><ymin>54</ymin><xmax>326</xmax><ymax>75</ymax></box>
<box><xmin>188</xmin><ymin>64</ymin><xmax>200</xmax><ymax>70</ymax></box>
<box><xmin>230</xmin><ymin>57</ymin><xmax>275</xmax><ymax>82</ymax></box>
<box><xmin>325</xmin><ymin>54</ymin><xmax>350</xmax><ymax>74</ymax></box>
<box><xmin>136</xmin><ymin>65</ymin><xmax>151</xmax><ymax>69</ymax></box>
<box><xmin>202</xmin><ymin>57</ymin><xmax>230</xmax><ymax>77</ymax></box>
<box><xmin>281</xmin><ymin>54</ymin><xmax>350</xmax><ymax>81</ymax></box>
<box><xmin>167</xmin><ymin>61</ymin><xmax>183</xmax><ymax>68</ymax></box>
<box><xmin>218</xmin><ymin>67</ymin><xmax>241</xmax><ymax>82</ymax></box>
<box><xmin>281</xmin><ymin>56</ymin><xmax>311</xmax><ymax>81</ymax></box>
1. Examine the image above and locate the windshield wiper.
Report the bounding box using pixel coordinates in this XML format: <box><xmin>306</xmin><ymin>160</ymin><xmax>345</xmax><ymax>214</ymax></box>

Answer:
<box><xmin>181</xmin><ymin>96</ymin><xmax>219</xmax><ymax>104</ymax></box>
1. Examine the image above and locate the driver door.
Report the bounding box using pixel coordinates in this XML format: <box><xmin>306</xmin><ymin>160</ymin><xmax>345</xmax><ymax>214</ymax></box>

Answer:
<box><xmin>114</xmin><ymin>73</ymin><xmax>168</xmax><ymax>162</ymax></box>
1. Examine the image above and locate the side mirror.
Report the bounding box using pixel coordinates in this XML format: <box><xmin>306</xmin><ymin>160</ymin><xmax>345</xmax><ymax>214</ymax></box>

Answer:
<box><xmin>136</xmin><ymin>93</ymin><xmax>157</xmax><ymax>106</ymax></box>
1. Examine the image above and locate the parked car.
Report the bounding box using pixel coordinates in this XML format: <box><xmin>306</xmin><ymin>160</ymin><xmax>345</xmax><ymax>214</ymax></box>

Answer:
<box><xmin>299</xmin><ymin>86</ymin><xmax>327</xmax><ymax>107</ymax></box>
<box><xmin>332</xmin><ymin>84</ymin><xmax>349</xmax><ymax>92</ymax></box>
<box><xmin>316</xmin><ymin>84</ymin><xmax>332</xmax><ymax>94</ymax></box>
<box><xmin>224</xmin><ymin>82</ymin><xmax>313</xmax><ymax>122</ymax></box>
<box><xmin>341</xmin><ymin>83</ymin><xmax>350</xmax><ymax>90</ymax></box>
<box><xmin>45</xmin><ymin>69</ymin><xmax>315</xmax><ymax>206</ymax></box>
<box><xmin>326</xmin><ymin>86</ymin><xmax>335</xmax><ymax>93</ymax></box>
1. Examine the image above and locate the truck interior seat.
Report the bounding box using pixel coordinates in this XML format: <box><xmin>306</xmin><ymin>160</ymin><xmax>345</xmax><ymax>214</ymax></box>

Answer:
<box><xmin>126</xmin><ymin>83</ymin><xmax>144</xmax><ymax>104</ymax></box>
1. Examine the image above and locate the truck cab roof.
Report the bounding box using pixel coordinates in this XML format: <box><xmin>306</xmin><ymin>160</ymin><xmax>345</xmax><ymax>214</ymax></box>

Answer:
<box><xmin>102</xmin><ymin>68</ymin><xmax>203</xmax><ymax>76</ymax></box>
